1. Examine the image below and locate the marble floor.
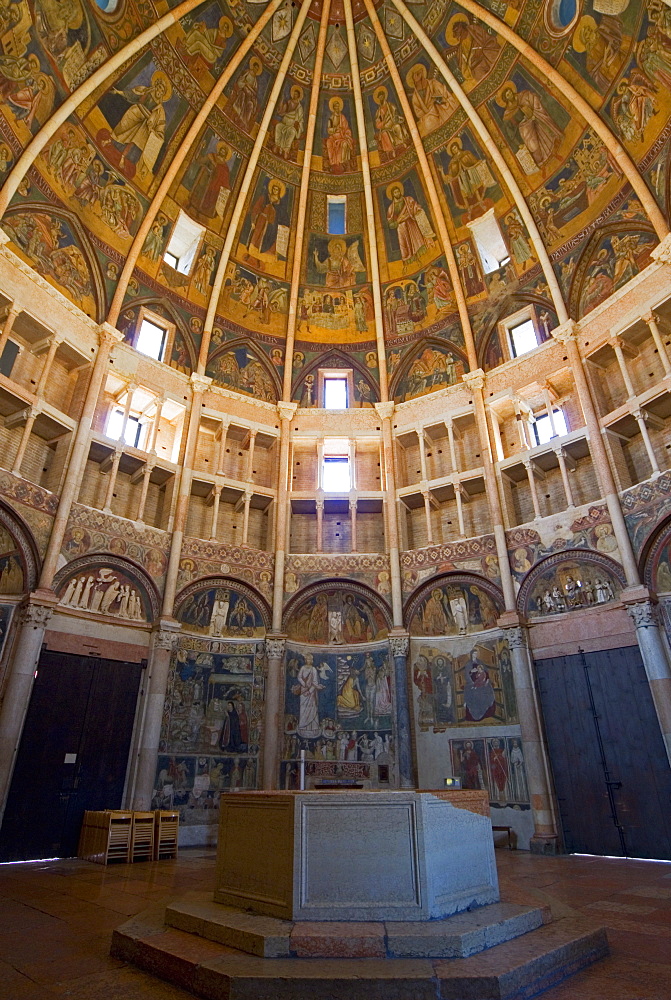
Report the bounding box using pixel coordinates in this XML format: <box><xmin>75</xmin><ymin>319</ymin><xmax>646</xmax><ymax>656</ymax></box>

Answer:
<box><xmin>0</xmin><ymin>846</ymin><xmax>670</xmax><ymax>999</ymax></box>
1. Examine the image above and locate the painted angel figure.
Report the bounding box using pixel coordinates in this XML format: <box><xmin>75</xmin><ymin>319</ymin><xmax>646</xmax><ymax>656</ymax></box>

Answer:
<box><xmin>313</xmin><ymin>238</ymin><xmax>364</xmax><ymax>288</ymax></box>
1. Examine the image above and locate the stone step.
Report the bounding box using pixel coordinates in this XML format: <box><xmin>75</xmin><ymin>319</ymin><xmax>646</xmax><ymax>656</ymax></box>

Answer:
<box><xmin>112</xmin><ymin>905</ymin><xmax>608</xmax><ymax>1000</ymax></box>
<box><xmin>165</xmin><ymin>893</ymin><xmax>548</xmax><ymax>959</ymax></box>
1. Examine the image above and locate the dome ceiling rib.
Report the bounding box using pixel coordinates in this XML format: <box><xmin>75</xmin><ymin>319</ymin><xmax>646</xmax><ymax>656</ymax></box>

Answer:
<box><xmin>199</xmin><ymin>0</ymin><xmax>313</xmax><ymax>372</ymax></box>
<box><xmin>108</xmin><ymin>0</ymin><xmax>285</xmax><ymax>330</ymax></box>
<box><xmin>283</xmin><ymin>0</ymin><xmax>332</xmax><ymax>402</ymax></box>
<box><xmin>452</xmin><ymin>0</ymin><xmax>667</xmax><ymax>240</ymax></box>
<box><xmin>391</xmin><ymin>0</ymin><xmax>567</xmax><ymax>326</ymax></box>
<box><xmin>363</xmin><ymin>0</ymin><xmax>476</xmax><ymax>371</ymax></box>
<box><xmin>0</xmin><ymin>0</ymin><xmax>207</xmax><ymax>219</ymax></box>
<box><xmin>345</xmin><ymin>0</ymin><xmax>389</xmax><ymax>401</ymax></box>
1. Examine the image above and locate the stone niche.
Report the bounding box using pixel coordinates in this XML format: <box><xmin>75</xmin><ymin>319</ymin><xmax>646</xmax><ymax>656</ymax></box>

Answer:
<box><xmin>214</xmin><ymin>790</ymin><xmax>498</xmax><ymax>922</ymax></box>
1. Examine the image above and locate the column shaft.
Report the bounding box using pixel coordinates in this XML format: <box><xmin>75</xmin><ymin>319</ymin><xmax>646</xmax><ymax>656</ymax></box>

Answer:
<box><xmin>11</xmin><ymin>408</ymin><xmax>37</xmax><ymax>476</ymax></box>
<box><xmin>136</xmin><ymin>463</ymin><xmax>153</xmax><ymax>523</ymax></box>
<box><xmin>390</xmin><ymin>634</ymin><xmax>414</xmax><ymax>788</ymax></box>
<box><xmin>627</xmin><ymin>602</ymin><xmax>671</xmax><ymax>764</ymax></box>
<box><xmin>131</xmin><ymin>629</ymin><xmax>177</xmax><ymax>809</ymax></box>
<box><xmin>643</xmin><ymin>311</ymin><xmax>671</xmax><ymax>376</ymax></box>
<box><xmin>210</xmin><ymin>485</ymin><xmax>222</xmax><ymax>541</ymax></box>
<box><xmin>555</xmin><ymin>449</ymin><xmax>575</xmax><ymax>508</ymax></box>
<box><xmin>262</xmin><ymin>637</ymin><xmax>286</xmax><ymax>789</ymax></box>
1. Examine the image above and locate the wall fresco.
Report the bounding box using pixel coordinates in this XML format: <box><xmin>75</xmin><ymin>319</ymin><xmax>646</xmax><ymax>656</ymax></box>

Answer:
<box><xmin>407</xmin><ymin>578</ymin><xmax>501</xmax><ymax>636</ymax></box>
<box><xmin>175</xmin><ymin>579</ymin><xmax>268</xmax><ymax>638</ymax></box>
<box><xmin>285</xmin><ymin>586</ymin><xmax>389</xmax><ymax>644</ymax></box>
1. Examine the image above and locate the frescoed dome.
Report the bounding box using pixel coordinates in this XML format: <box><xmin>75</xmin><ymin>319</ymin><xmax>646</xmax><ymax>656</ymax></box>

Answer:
<box><xmin>0</xmin><ymin>0</ymin><xmax>667</xmax><ymax>404</ymax></box>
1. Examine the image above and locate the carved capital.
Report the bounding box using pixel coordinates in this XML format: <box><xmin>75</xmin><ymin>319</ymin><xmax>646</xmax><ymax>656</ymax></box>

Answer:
<box><xmin>153</xmin><ymin>629</ymin><xmax>178</xmax><ymax>651</ymax></box>
<box><xmin>265</xmin><ymin>636</ymin><xmax>286</xmax><ymax>660</ymax></box>
<box><xmin>551</xmin><ymin>320</ymin><xmax>578</xmax><ymax>345</ymax></box>
<box><xmin>651</xmin><ymin>233</ymin><xmax>671</xmax><ymax>266</ymax></box>
<box><xmin>626</xmin><ymin>600</ymin><xmax>659</xmax><ymax>630</ymax></box>
<box><xmin>190</xmin><ymin>373</ymin><xmax>212</xmax><ymax>394</ymax></box>
<box><xmin>19</xmin><ymin>603</ymin><xmax>53</xmax><ymax>629</ymax></box>
<box><xmin>503</xmin><ymin>626</ymin><xmax>528</xmax><ymax>651</ymax></box>
<box><xmin>98</xmin><ymin>322</ymin><xmax>124</xmax><ymax>348</ymax></box>
<box><xmin>277</xmin><ymin>401</ymin><xmax>298</xmax><ymax>422</ymax></box>
<box><xmin>389</xmin><ymin>634</ymin><xmax>409</xmax><ymax>658</ymax></box>
<box><xmin>462</xmin><ymin>368</ymin><xmax>485</xmax><ymax>392</ymax></box>
<box><xmin>642</xmin><ymin>310</ymin><xmax>656</xmax><ymax>326</ymax></box>
<box><xmin>374</xmin><ymin>401</ymin><xmax>395</xmax><ymax>421</ymax></box>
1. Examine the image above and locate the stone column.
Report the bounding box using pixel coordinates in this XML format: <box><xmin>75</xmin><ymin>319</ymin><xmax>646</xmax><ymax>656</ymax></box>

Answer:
<box><xmin>501</xmin><ymin>621</ymin><xmax>559</xmax><ymax>853</ymax></box>
<box><xmin>147</xmin><ymin>395</ymin><xmax>164</xmax><ymax>454</ymax></box>
<box><xmin>446</xmin><ymin>418</ymin><xmax>459</xmax><ymax>474</ymax></box>
<box><xmin>454</xmin><ymin>479</ymin><xmax>466</xmax><ymax>538</ymax></box>
<box><xmin>262</xmin><ymin>635</ymin><xmax>286</xmax><ymax>789</ymax></box>
<box><xmin>375</xmin><ymin>402</ymin><xmax>403</xmax><ymax>627</ymax></box>
<box><xmin>11</xmin><ymin>406</ymin><xmax>38</xmax><ymax>477</ymax></box>
<box><xmin>643</xmin><ymin>310</ymin><xmax>671</xmax><ymax>377</ymax></box>
<box><xmin>513</xmin><ymin>398</ymin><xmax>530</xmax><ymax>451</ymax></box>
<box><xmin>349</xmin><ymin>493</ymin><xmax>358</xmax><ymax>552</ymax></box>
<box><xmin>0</xmin><ymin>601</ymin><xmax>55</xmax><ymax>824</ymax></box>
<box><xmin>209</xmin><ymin>483</ymin><xmax>222</xmax><ymax>541</ymax></box>
<box><xmin>135</xmin><ymin>461</ymin><xmax>154</xmax><ymax>524</ymax></box>
<box><xmin>131</xmin><ymin>626</ymin><xmax>179</xmax><ymax>809</ymax></box>
<box><xmin>102</xmin><ymin>449</ymin><xmax>122</xmax><ymax>513</ymax></box>
<box><xmin>315</xmin><ymin>495</ymin><xmax>324</xmax><ymax>552</ymax></box>
<box><xmin>241</xmin><ymin>489</ymin><xmax>253</xmax><ymax>546</ymax></box>
<box><xmin>543</xmin><ymin>387</ymin><xmax>558</xmax><ymax>438</ymax></box>
<box><xmin>555</xmin><ymin>448</ymin><xmax>575</xmax><ymax>508</ymax></box>
<box><xmin>0</xmin><ymin>306</ymin><xmax>19</xmax><ymax>359</ymax></box>
<box><xmin>245</xmin><ymin>429</ymin><xmax>257</xmax><ymax>483</ymax></box>
<box><xmin>272</xmin><ymin>403</ymin><xmax>297</xmax><ymax>632</ymax></box>
<box><xmin>35</xmin><ymin>335</ymin><xmax>62</xmax><ymax>397</ymax></box>
<box><xmin>162</xmin><ymin>373</ymin><xmax>211</xmax><ymax>617</ymax></box>
<box><xmin>390</xmin><ymin>632</ymin><xmax>414</xmax><ymax>788</ymax></box>
<box><xmin>626</xmin><ymin>599</ymin><xmax>671</xmax><ymax>764</ymax></box>
<box><xmin>611</xmin><ymin>336</ymin><xmax>637</xmax><ymax>400</ymax></box>
<box><xmin>215</xmin><ymin>418</ymin><xmax>229</xmax><ymax>476</ymax></box>
<box><xmin>524</xmin><ymin>460</ymin><xmax>542</xmax><ymax>520</ymax></box>
<box><xmin>421</xmin><ymin>488</ymin><xmax>434</xmax><ymax>546</ymax></box>
<box><xmin>633</xmin><ymin>409</ymin><xmax>660</xmax><ymax>478</ymax></box>
<box><xmin>38</xmin><ymin>323</ymin><xmax>123</xmax><ymax>591</ymax></box>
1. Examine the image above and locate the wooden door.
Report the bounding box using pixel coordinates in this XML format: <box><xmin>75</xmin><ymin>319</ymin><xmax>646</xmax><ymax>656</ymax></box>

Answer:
<box><xmin>536</xmin><ymin>645</ymin><xmax>671</xmax><ymax>860</ymax></box>
<box><xmin>0</xmin><ymin>651</ymin><xmax>142</xmax><ymax>861</ymax></box>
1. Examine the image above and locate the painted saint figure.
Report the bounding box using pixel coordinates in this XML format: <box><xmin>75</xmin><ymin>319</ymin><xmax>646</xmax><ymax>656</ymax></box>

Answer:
<box><xmin>464</xmin><ymin>655</ymin><xmax>496</xmax><ymax>722</ymax></box>
<box><xmin>109</xmin><ymin>70</ymin><xmax>171</xmax><ymax>176</ymax></box>
<box><xmin>325</xmin><ymin>97</ymin><xmax>355</xmax><ymax>173</ymax></box>
<box><xmin>386</xmin><ymin>183</ymin><xmax>435</xmax><ymax>267</ymax></box>
<box><xmin>295</xmin><ymin>653</ymin><xmax>324</xmax><ymax>739</ymax></box>
<box><xmin>274</xmin><ymin>85</ymin><xmax>304</xmax><ymax>158</ymax></box>
<box><xmin>407</xmin><ymin>63</ymin><xmax>456</xmax><ymax>136</ymax></box>
<box><xmin>373</xmin><ymin>86</ymin><xmax>409</xmax><ymax>161</ymax></box>
<box><xmin>228</xmin><ymin>57</ymin><xmax>262</xmax><ymax>132</ymax></box>
<box><xmin>499</xmin><ymin>82</ymin><xmax>561</xmax><ymax>169</ymax></box>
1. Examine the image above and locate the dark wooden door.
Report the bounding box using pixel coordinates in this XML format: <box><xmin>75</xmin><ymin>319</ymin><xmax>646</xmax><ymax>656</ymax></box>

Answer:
<box><xmin>536</xmin><ymin>645</ymin><xmax>671</xmax><ymax>860</ymax></box>
<box><xmin>0</xmin><ymin>651</ymin><xmax>142</xmax><ymax>861</ymax></box>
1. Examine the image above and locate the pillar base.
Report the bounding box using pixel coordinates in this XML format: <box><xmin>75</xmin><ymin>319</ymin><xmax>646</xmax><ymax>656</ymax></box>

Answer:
<box><xmin>529</xmin><ymin>834</ymin><xmax>560</xmax><ymax>856</ymax></box>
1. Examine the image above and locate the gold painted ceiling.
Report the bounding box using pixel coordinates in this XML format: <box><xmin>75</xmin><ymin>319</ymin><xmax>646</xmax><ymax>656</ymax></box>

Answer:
<box><xmin>0</xmin><ymin>0</ymin><xmax>668</xmax><ymax>405</ymax></box>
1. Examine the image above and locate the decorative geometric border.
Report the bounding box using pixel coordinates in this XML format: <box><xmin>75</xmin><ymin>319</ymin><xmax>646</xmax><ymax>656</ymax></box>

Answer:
<box><xmin>174</xmin><ymin>576</ymin><xmax>272</xmax><ymax>630</ymax></box>
<box><xmin>52</xmin><ymin>554</ymin><xmax>161</xmax><ymax>622</ymax></box>
<box><xmin>403</xmin><ymin>572</ymin><xmax>504</xmax><ymax>627</ymax></box>
<box><xmin>643</xmin><ymin>519</ymin><xmax>671</xmax><ymax>593</ymax></box>
<box><xmin>517</xmin><ymin>549</ymin><xmax>627</xmax><ymax>616</ymax></box>
<box><xmin>282</xmin><ymin>578</ymin><xmax>393</xmax><ymax>632</ymax></box>
<box><xmin>0</xmin><ymin>499</ymin><xmax>40</xmax><ymax>592</ymax></box>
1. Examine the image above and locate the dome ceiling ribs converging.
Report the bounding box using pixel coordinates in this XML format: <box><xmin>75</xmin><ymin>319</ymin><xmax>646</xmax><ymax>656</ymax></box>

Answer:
<box><xmin>0</xmin><ymin>0</ymin><xmax>667</xmax><ymax>406</ymax></box>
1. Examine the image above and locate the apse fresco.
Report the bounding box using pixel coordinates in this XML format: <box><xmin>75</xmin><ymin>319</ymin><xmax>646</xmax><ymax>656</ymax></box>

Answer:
<box><xmin>412</xmin><ymin>637</ymin><xmax>517</xmax><ymax>730</ymax></box>
<box><xmin>392</xmin><ymin>344</ymin><xmax>464</xmax><ymax>403</ymax></box>
<box><xmin>0</xmin><ymin>527</ymin><xmax>23</xmax><ymax>594</ymax></box>
<box><xmin>206</xmin><ymin>344</ymin><xmax>278</xmax><ymax>400</ymax></box>
<box><xmin>176</xmin><ymin>581</ymin><xmax>267</xmax><ymax>638</ymax></box>
<box><xmin>285</xmin><ymin>587</ymin><xmax>389</xmax><ymax>644</ymax></box>
<box><xmin>407</xmin><ymin>579</ymin><xmax>500</xmax><ymax>637</ymax></box>
<box><xmin>153</xmin><ymin>636</ymin><xmax>264</xmax><ymax>826</ymax></box>
<box><xmin>281</xmin><ymin>641</ymin><xmax>394</xmax><ymax>789</ymax></box>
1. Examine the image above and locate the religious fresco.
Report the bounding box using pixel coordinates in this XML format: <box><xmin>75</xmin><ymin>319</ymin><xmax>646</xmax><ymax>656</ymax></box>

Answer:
<box><xmin>450</xmin><ymin>735</ymin><xmax>529</xmax><ymax>808</ymax></box>
<box><xmin>281</xmin><ymin>640</ymin><xmax>394</xmax><ymax>788</ymax></box>
<box><xmin>575</xmin><ymin>229</ymin><xmax>656</xmax><ymax>317</ymax></box>
<box><xmin>3</xmin><ymin>208</ymin><xmax>100</xmax><ymax>318</ymax></box>
<box><xmin>217</xmin><ymin>263</ymin><xmax>289</xmax><ymax>338</ymax></box>
<box><xmin>317</xmin><ymin>93</ymin><xmax>358</xmax><ymax>174</ymax></box>
<box><xmin>435</xmin><ymin>131</ymin><xmax>502</xmax><ymax>225</ymax></box>
<box><xmin>377</xmin><ymin>173</ymin><xmax>439</xmax><ymax>279</ymax></box>
<box><xmin>55</xmin><ymin>561</ymin><xmax>154</xmax><ymax>622</ymax></box>
<box><xmin>382</xmin><ymin>257</ymin><xmax>459</xmax><ymax>340</ymax></box>
<box><xmin>0</xmin><ymin>604</ymin><xmax>14</xmax><ymax>661</ymax></box>
<box><xmin>488</xmin><ymin>70</ymin><xmax>571</xmax><ymax>176</ymax></box>
<box><xmin>270</xmin><ymin>80</ymin><xmax>306</xmax><ymax>163</ymax></box>
<box><xmin>283</xmin><ymin>554</ymin><xmax>391</xmax><ymax>602</ymax></box>
<box><xmin>402</xmin><ymin>59</ymin><xmax>458</xmax><ymax>139</ymax></box>
<box><xmin>391</xmin><ymin>343</ymin><xmax>464</xmax><ymax>403</ymax></box>
<box><xmin>407</xmin><ymin>577</ymin><xmax>501</xmax><ymax>637</ymax></box>
<box><xmin>520</xmin><ymin>554</ymin><xmax>624</xmax><ymax>618</ymax></box>
<box><xmin>284</xmin><ymin>586</ymin><xmax>389</xmax><ymax>645</ymax></box>
<box><xmin>175</xmin><ymin>128</ymin><xmax>243</xmax><ymax>234</ymax></box>
<box><xmin>237</xmin><ymin>172</ymin><xmax>294</xmax><ymax>280</ymax></box>
<box><xmin>174</xmin><ymin>4</ymin><xmax>238</xmax><ymax>80</ymax></box>
<box><xmin>153</xmin><ymin>636</ymin><xmax>264</xmax><ymax>826</ymax></box>
<box><xmin>0</xmin><ymin>526</ymin><xmax>24</xmax><ymax>594</ymax></box>
<box><xmin>222</xmin><ymin>54</ymin><xmax>273</xmax><ymax>137</ymax></box>
<box><xmin>401</xmin><ymin>536</ymin><xmax>501</xmax><ymax>596</ymax></box>
<box><xmin>63</xmin><ymin>505</ymin><xmax>170</xmax><ymax>584</ymax></box>
<box><xmin>412</xmin><ymin>636</ymin><xmax>517</xmax><ymax>730</ymax></box>
<box><xmin>292</xmin><ymin>349</ymin><xmax>379</xmax><ymax>407</ymax></box>
<box><xmin>642</xmin><ymin>514</ymin><xmax>671</xmax><ymax>594</ymax></box>
<box><xmin>365</xmin><ymin>83</ymin><xmax>410</xmax><ymax>165</ymax></box>
<box><xmin>175</xmin><ymin>579</ymin><xmax>268</xmax><ymax>638</ymax></box>
<box><xmin>205</xmin><ymin>343</ymin><xmax>278</xmax><ymax>400</ymax></box>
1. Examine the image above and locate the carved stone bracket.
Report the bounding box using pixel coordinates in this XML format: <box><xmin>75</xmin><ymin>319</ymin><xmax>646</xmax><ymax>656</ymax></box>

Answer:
<box><xmin>153</xmin><ymin>629</ymin><xmax>179</xmax><ymax>651</ymax></box>
<box><xmin>374</xmin><ymin>401</ymin><xmax>395</xmax><ymax>421</ymax></box>
<box><xmin>190</xmin><ymin>373</ymin><xmax>213</xmax><ymax>394</ymax></box>
<box><xmin>502</xmin><ymin>626</ymin><xmax>528</xmax><ymax>651</ymax></box>
<box><xmin>265</xmin><ymin>636</ymin><xmax>286</xmax><ymax>660</ymax></box>
<box><xmin>98</xmin><ymin>322</ymin><xmax>125</xmax><ymax>347</ymax></box>
<box><xmin>277</xmin><ymin>401</ymin><xmax>298</xmax><ymax>422</ymax></box>
<box><xmin>19</xmin><ymin>603</ymin><xmax>53</xmax><ymax>629</ymax></box>
<box><xmin>626</xmin><ymin>600</ymin><xmax>660</xmax><ymax>630</ymax></box>
<box><xmin>462</xmin><ymin>368</ymin><xmax>485</xmax><ymax>392</ymax></box>
<box><xmin>550</xmin><ymin>320</ymin><xmax>578</xmax><ymax>345</ymax></box>
<box><xmin>651</xmin><ymin>233</ymin><xmax>671</xmax><ymax>266</ymax></box>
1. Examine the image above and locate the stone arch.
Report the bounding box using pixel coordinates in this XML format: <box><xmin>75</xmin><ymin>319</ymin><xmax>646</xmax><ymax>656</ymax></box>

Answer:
<box><xmin>119</xmin><ymin>297</ymin><xmax>197</xmax><ymax>371</ymax></box>
<box><xmin>282</xmin><ymin>579</ymin><xmax>392</xmax><ymax>644</ymax></box>
<box><xmin>291</xmin><ymin>348</ymin><xmax>380</xmax><ymax>405</ymax></box>
<box><xmin>478</xmin><ymin>294</ymin><xmax>558</xmax><ymax>371</ymax></box>
<box><xmin>517</xmin><ymin>548</ymin><xmax>627</xmax><ymax>618</ymax></box>
<box><xmin>175</xmin><ymin>576</ymin><xmax>271</xmax><ymax>636</ymax></box>
<box><xmin>568</xmin><ymin>221</ymin><xmax>657</xmax><ymax>320</ymax></box>
<box><xmin>53</xmin><ymin>553</ymin><xmax>160</xmax><ymax>623</ymax></box>
<box><xmin>404</xmin><ymin>572</ymin><xmax>504</xmax><ymax>636</ymax></box>
<box><xmin>642</xmin><ymin>517</ymin><xmax>671</xmax><ymax>595</ymax></box>
<box><xmin>389</xmin><ymin>337</ymin><xmax>468</xmax><ymax>403</ymax></box>
<box><xmin>205</xmin><ymin>339</ymin><xmax>281</xmax><ymax>402</ymax></box>
<box><xmin>0</xmin><ymin>499</ymin><xmax>40</xmax><ymax>595</ymax></box>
